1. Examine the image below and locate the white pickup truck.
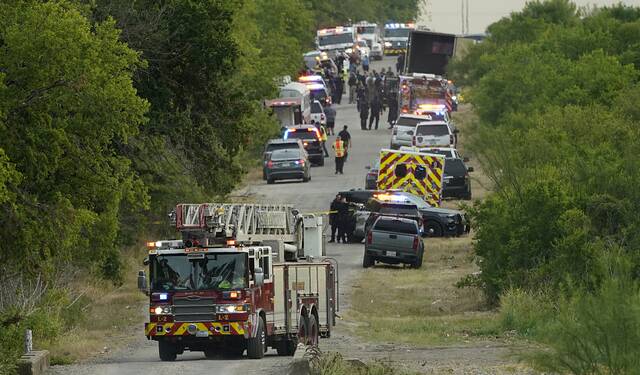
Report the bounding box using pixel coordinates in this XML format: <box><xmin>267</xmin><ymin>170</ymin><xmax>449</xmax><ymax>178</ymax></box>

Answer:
<box><xmin>363</xmin><ymin>216</ymin><xmax>425</xmax><ymax>268</ymax></box>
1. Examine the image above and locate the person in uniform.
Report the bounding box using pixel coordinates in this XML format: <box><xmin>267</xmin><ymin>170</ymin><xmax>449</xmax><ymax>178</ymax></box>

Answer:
<box><xmin>336</xmin><ymin>196</ymin><xmax>350</xmax><ymax>243</ymax></box>
<box><xmin>328</xmin><ymin>194</ymin><xmax>342</xmax><ymax>243</ymax></box>
<box><xmin>332</xmin><ymin>136</ymin><xmax>345</xmax><ymax>174</ymax></box>
<box><xmin>338</xmin><ymin>125</ymin><xmax>351</xmax><ymax>162</ymax></box>
<box><xmin>369</xmin><ymin>95</ymin><xmax>381</xmax><ymax>130</ymax></box>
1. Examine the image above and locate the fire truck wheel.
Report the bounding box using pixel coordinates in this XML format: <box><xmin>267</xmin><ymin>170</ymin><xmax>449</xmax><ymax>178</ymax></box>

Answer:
<box><xmin>158</xmin><ymin>340</ymin><xmax>177</xmax><ymax>362</ymax></box>
<box><xmin>247</xmin><ymin>317</ymin><xmax>266</xmax><ymax>359</ymax></box>
<box><xmin>297</xmin><ymin>316</ymin><xmax>309</xmax><ymax>345</ymax></box>
<box><xmin>362</xmin><ymin>252</ymin><xmax>374</xmax><ymax>268</ymax></box>
<box><xmin>308</xmin><ymin>315</ymin><xmax>319</xmax><ymax>346</ymax></box>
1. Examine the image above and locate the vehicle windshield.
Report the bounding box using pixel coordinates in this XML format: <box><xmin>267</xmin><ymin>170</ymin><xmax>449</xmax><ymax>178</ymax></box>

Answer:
<box><xmin>310</xmin><ymin>89</ymin><xmax>327</xmax><ymax>102</ymax></box>
<box><xmin>385</xmin><ymin>28</ymin><xmax>410</xmax><ymax>38</ymax></box>
<box><xmin>150</xmin><ymin>253</ymin><xmax>247</xmax><ymax>292</ymax></box>
<box><xmin>396</xmin><ymin>117</ymin><xmax>427</xmax><ymax>127</ymax></box>
<box><xmin>280</xmin><ymin>89</ymin><xmax>302</xmax><ymax>98</ymax></box>
<box><xmin>266</xmin><ymin>143</ymin><xmax>299</xmax><ymax>152</ymax></box>
<box><xmin>311</xmin><ymin>102</ymin><xmax>323</xmax><ymax>113</ymax></box>
<box><xmin>357</xmin><ymin>26</ymin><xmax>376</xmax><ymax>34</ymax></box>
<box><xmin>357</xmin><ymin>41</ymin><xmax>368</xmax><ymax>48</ymax></box>
<box><xmin>421</xmin><ymin>149</ymin><xmax>453</xmax><ymax>158</ymax></box>
<box><xmin>286</xmin><ymin>130</ymin><xmax>318</xmax><ymax>141</ymax></box>
<box><xmin>318</xmin><ymin>33</ymin><xmax>354</xmax><ymax>46</ymax></box>
<box><xmin>444</xmin><ymin>159</ymin><xmax>467</xmax><ymax>176</ymax></box>
<box><xmin>271</xmin><ymin>149</ymin><xmax>302</xmax><ymax>161</ymax></box>
<box><xmin>417</xmin><ymin>124</ymin><xmax>449</xmax><ymax>136</ymax></box>
<box><xmin>414</xmin><ymin>111</ymin><xmax>446</xmax><ymax>121</ymax></box>
<box><xmin>374</xmin><ymin>218</ymin><xmax>418</xmax><ymax>234</ymax></box>
<box><xmin>397</xmin><ymin>193</ymin><xmax>430</xmax><ymax>209</ymax></box>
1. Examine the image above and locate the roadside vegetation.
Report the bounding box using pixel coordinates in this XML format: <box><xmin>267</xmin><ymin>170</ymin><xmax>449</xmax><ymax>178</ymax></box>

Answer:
<box><xmin>0</xmin><ymin>0</ymin><xmax>421</xmax><ymax>374</ymax></box>
<box><xmin>447</xmin><ymin>0</ymin><xmax>640</xmax><ymax>373</ymax></box>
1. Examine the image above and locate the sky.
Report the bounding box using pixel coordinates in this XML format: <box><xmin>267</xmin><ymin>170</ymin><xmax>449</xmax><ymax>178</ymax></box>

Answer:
<box><xmin>421</xmin><ymin>0</ymin><xmax>640</xmax><ymax>34</ymax></box>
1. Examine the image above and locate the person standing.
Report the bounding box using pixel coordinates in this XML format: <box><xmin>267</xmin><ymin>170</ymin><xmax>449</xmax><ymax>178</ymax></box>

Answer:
<box><xmin>332</xmin><ymin>136</ymin><xmax>345</xmax><ymax>174</ymax></box>
<box><xmin>335</xmin><ymin>75</ymin><xmax>344</xmax><ymax>104</ymax></box>
<box><xmin>362</xmin><ymin>54</ymin><xmax>370</xmax><ymax>73</ymax></box>
<box><xmin>387</xmin><ymin>93</ymin><xmax>398</xmax><ymax>129</ymax></box>
<box><xmin>328</xmin><ymin>194</ymin><xmax>341</xmax><ymax>243</ymax></box>
<box><xmin>360</xmin><ymin>99</ymin><xmax>370</xmax><ymax>130</ymax></box>
<box><xmin>336</xmin><ymin>196</ymin><xmax>350</xmax><ymax>243</ymax></box>
<box><xmin>396</xmin><ymin>53</ymin><xmax>405</xmax><ymax>73</ymax></box>
<box><xmin>348</xmin><ymin>72</ymin><xmax>357</xmax><ymax>104</ymax></box>
<box><xmin>317</xmin><ymin>122</ymin><xmax>329</xmax><ymax>157</ymax></box>
<box><xmin>338</xmin><ymin>125</ymin><xmax>351</xmax><ymax>161</ymax></box>
<box><xmin>356</xmin><ymin>81</ymin><xmax>366</xmax><ymax>113</ymax></box>
<box><xmin>324</xmin><ymin>103</ymin><xmax>336</xmax><ymax>135</ymax></box>
<box><xmin>368</xmin><ymin>95</ymin><xmax>381</xmax><ymax>130</ymax></box>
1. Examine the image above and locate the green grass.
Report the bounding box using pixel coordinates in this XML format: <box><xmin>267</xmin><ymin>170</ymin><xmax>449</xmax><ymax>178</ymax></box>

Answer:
<box><xmin>312</xmin><ymin>352</ymin><xmax>419</xmax><ymax>375</ymax></box>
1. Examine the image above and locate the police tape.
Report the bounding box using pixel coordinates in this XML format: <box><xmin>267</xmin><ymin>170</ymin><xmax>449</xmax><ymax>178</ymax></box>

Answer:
<box><xmin>303</xmin><ymin>209</ymin><xmax>357</xmax><ymax>215</ymax></box>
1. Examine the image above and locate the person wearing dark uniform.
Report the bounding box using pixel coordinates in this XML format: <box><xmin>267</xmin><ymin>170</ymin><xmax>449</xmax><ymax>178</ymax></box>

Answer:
<box><xmin>360</xmin><ymin>100</ymin><xmax>370</xmax><ymax>130</ymax></box>
<box><xmin>328</xmin><ymin>194</ymin><xmax>341</xmax><ymax>243</ymax></box>
<box><xmin>338</xmin><ymin>125</ymin><xmax>351</xmax><ymax>162</ymax></box>
<box><xmin>368</xmin><ymin>96</ymin><xmax>381</xmax><ymax>130</ymax></box>
<box><xmin>336</xmin><ymin>197</ymin><xmax>350</xmax><ymax>243</ymax></box>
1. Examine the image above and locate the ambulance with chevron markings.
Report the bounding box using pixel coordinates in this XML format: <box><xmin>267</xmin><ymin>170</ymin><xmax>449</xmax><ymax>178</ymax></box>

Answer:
<box><xmin>376</xmin><ymin>148</ymin><xmax>446</xmax><ymax>207</ymax></box>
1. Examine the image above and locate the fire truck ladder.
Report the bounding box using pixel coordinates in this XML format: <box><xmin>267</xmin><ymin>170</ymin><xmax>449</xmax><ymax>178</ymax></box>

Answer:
<box><xmin>174</xmin><ymin>203</ymin><xmax>302</xmax><ymax>245</ymax></box>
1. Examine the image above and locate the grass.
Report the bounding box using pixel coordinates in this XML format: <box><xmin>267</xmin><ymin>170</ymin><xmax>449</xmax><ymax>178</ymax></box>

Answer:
<box><xmin>48</xmin><ymin>248</ymin><xmax>148</xmax><ymax>364</ymax></box>
<box><xmin>347</xmin><ymin>237</ymin><xmax>502</xmax><ymax>346</ymax></box>
<box><xmin>312</xmin><ymin>351</ymin><xmax>419</xmax><ymax>375</ymax></box>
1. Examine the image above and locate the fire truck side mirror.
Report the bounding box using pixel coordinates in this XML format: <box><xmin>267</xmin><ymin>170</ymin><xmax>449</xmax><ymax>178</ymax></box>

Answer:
<box><xmin>137</xmin><ymin>270</ymin><xmax>148</xmax><ymax>294</ymax></box>
<box><xmin>255</xmin><ymin>267</ymin><xmax>265</xmax><ymax>287</ymax></box>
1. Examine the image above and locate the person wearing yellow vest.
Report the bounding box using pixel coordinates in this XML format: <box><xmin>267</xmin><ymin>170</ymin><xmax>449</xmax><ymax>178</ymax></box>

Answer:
<box><xmin>332</xmin><ymin>136</ymin><xmax>345</xmax><ymax>174</ymax></box>
<box><xmin>320</xmin><ymin>124</ymin><xmax>329</xmax><ymax>157</ymax></box>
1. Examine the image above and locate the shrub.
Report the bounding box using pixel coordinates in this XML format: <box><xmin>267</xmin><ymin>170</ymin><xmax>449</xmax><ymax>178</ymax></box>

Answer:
<box><xmin>499</xmin><ymin>289</ymin><xmax>556</xmax><ymax>338</ymax></box>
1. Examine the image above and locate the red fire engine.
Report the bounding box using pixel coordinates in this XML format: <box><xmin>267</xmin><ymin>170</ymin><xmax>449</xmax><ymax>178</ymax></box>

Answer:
<box><xmin>137</xmin><ymin>203</ymin><xmax>337</xmax><ymax>361</ymax></box>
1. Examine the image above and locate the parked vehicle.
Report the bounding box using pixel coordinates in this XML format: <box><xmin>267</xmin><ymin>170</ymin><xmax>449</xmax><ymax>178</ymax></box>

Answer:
<box><xmin>283</xmin><ymin>125</ymin><xmax>325</xmax><ymax>166</ymax></box>
<box><xmin>263</xmin><ymin>139</ymin><xmax>307</xmax><ymax>180</ymax></box>
<box><xmin>443</xmin><ymin>158</ymin><xmax>473</xmax><ymax>200</ymax></box>
<box><xmin>364</xmin><ymin>159</ymin><xmax>380</xmax><ymax>190</ymax></box>
<box><xmin>364</xmin><ymin>216</ymin><xmax>426</xmax><ymax>268</ymax></box>
<box><xmin>271</xmin><ymin>82</ymin><xmax>312</xmax><ymax>125</ymax></box>
<box><xmin>355</xmin><ymin>21</ymin><xmax>384</xmax><ymax>60</ymax></box>
<box><xmin>390</xmin><ymin>114</ymin><xmax>435</xmax><ymax>149</ymax></box>
<box><xmin>412</xmin><ymin>121</ymin><xmax>457</xmax><ymax>148</ymax></box>
<box><xmin>265</xmin><ymin>149</ymin><xmax>311</xmax><ymax>184</ymax></box>
<box><xmin>310</xmin><ymin>100</ymin><xmax>327</xmax><ymax>125</ymax></box>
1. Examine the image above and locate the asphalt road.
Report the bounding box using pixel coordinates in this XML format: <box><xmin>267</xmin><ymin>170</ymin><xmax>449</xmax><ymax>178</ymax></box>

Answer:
<box><xmin>49</xmin><ymin>57</ymin><xmax>397</xmax><ymax>375</ymax></box>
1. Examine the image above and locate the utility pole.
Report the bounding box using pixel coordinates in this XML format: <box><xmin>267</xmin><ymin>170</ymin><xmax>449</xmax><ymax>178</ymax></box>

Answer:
<box><xmin>466</xmin><ymin>0</ymin><xmax>470</xmax><ymax>35</ymax></box>
<box><xmin>461</xmin><ymin>0</ymin><xmax>465</xmax><ymax>34</ymax></box>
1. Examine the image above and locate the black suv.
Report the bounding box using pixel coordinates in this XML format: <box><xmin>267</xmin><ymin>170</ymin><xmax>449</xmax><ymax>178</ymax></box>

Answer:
<box><xmin>283</xmin><ymin>125</ymin><xmax>324</xmax><ymax>166</ymax></box>
<box><xmin>443</xmin><ymin>158</ymin><xmax>473</xmax><ymax>200</ymax></box>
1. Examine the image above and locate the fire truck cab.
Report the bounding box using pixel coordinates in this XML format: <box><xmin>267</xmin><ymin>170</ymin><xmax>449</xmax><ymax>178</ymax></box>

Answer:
<box><xmin>138</xmin><ymin>203</ymin><xmax>336</xmax><ymax>361</ymax></box>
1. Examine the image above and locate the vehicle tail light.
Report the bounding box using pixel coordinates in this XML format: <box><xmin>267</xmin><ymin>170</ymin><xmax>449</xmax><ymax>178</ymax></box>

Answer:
<box><xmin>412</xmin><ymin>136</ymin><xmax>416</xmax><ymax>146</ymax></box>
<box><xmin>367</xmin><ymin>231</ymin><xmax>373</xmax><ymax>244</ymax></box>
<box><xmin>412</xmin><ymin>236</ymin><xmax>419</xmax><ymax>250</ymax></box>
<box><xmin>321</xmin><ymin>114</ymin><xmax>325</xmax><ymax>120</ymax></box>
<box><xmin>299</xmin><ymin>159</ymin><xmax>305</xmax><ymax>166</ymax></box>
<box><xmin>267</xmin><ymin>160</ymin><xmax>273</xmax><ymax>168</ymax></box>
<box><xmin>450</xmin><ymin>135</ymin><xmax>454</xmax><ymax>145</ymax></box>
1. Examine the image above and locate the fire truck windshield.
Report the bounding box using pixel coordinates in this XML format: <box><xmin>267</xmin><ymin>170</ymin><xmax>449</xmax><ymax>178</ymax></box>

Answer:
<box><xmin>150</xmin><ymin>253</ymin><xmax>247</xmax><ymax>292</ymax></box>
<box><xmin>384</xmin><ymin>28</ymin><xmax>410</xmax><ymax>38</ymax></box>
<box><xmin>318</xmin><ymin>33</ymin><xmax>353</xmax><ymax>47</ymax></box>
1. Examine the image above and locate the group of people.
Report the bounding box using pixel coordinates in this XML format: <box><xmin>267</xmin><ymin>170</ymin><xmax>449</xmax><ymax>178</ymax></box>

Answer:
<box><xmin>348</xmin><ymin>68</ymin><xmax>398</xmax><ymax>130</ymax></box>
<box><xmin>328</xmin><ymin>194</ymin><xmax>355</xmax><ymax>243</ymax></box>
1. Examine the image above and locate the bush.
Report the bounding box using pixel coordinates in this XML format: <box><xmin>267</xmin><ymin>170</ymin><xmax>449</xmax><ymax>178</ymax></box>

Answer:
<box><xmin>532</xmin><ymin>252</ymin><xmax>640</xmax><ymax>374</ymax></box>
<box><xmin>499</xmin><ymin>289</ymin><xmax>555</xmax><ymax>338</ymax></box>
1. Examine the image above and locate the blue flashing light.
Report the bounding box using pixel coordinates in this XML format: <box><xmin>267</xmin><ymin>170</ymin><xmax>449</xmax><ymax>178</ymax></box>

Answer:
<box><xmin>159</xmin><ymin>293</ymin><xmax>169</xmax><ymax>301</ymax></box>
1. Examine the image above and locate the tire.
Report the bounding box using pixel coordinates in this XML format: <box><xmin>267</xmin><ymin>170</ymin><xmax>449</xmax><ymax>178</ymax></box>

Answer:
<box><xmin>276</xmin><ymin>340</ymin><xmax>296</xmax><ymax>356</ymax></box>
<box><xmin>308</xmin><ymin>315</ymin><xmax>319</xmax><ymax>347</ymax></box>
<box><xmin>363</xmin><ymin>252</ymin><xmax>374</xmax><ymax>268</ymax></box>
<box><xmin>247</xmin><ymin>317</ymin><xmax>266</xmax><ymax>359</ymax></box>
<box><xmin>350</xmin><ymin>235</ymin><xmax>364</xmax><ymax>243</ymax></box>
<box><xmin>158</xmin><ymin>340</ymin><xmax>177</xmax><ymax>362</ymax></box>
<box><xmin>267</xmin><ymin>178</ymin><xmax>274</xmax><ymax>185</ymax></box>
<box><xmin>297</xmin><ymin>316</ymin><xmax>309</xmax><ymax>346</ymax></box>
<box><xmin>413</xmin><ymin>249</ymin><xmax>424</xmax><ymax>269</ymax></box>
<box><xmin>302</xmin><ymin>175</ymin><xmax>309</xmax><ymax>183</ymax></box>
<box><xmin>425</xmin><ymin>221</ymin><xmax>443</xmax><ymax>237</ymax></box>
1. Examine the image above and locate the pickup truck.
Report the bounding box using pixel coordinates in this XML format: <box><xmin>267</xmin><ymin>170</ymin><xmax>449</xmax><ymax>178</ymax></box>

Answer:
<box><xmin>364</xmin><ymin>216</ymin><xmax>426</xmax><ymax>268</ymax></box>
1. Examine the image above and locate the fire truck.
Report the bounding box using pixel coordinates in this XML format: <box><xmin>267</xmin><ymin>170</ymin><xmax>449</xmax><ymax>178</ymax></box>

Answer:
<box><xmin>398</xmin><ymin>74</ymin><xmax>454</xmax><ymax>115</ymax></box>
<box><xmin>137</xmin><ymin>203</ymin><xmax>337</xmax><ymax>361</ymax></box>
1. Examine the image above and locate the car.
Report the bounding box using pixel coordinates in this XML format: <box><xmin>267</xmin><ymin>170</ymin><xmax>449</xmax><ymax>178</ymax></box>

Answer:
<box><xmin>310</xmin><ymin>100</ymin><xmax>327</xmax><ymax>125</ymax></box>
<box><xmin>341</xmin><ymin>189</ymin><xmax>469</xmax><ymax>239</ymax></box>
<box><xmin>412</xmin><ymin>121</ymin><xmax>457</xmax><ymax>148</ymax></box>
<box><xmin>363</xmin><ymin>216</ymin><xmax>426</xmax><ymax>268</ymax></box>
<box><xmin>307</xmin><ymin>83</ymin><xmax>332</xmax><ymax>107</ymax></box>
<box><xmin>390</xmin><ymin>114</ymin><xmax>434</xmax><ymax>149</ymax></box>
<box><xmin>262</xmin><ymin>139</ymin><xmax>306</xmax><ymax>180</ymax></box>
<box><xmin>364</xmin><ymin>158</ymin><xmax>380</xmax><ymax>189</ymax></box>
<box><xmin>283</xmin><ymin>125</ymin><xmax>324</xmax><ymax>166</ymax></box>
<box><xmin>265</xmin><ymin>148</ymin><xmax>310</xmax><ymax>184</ymax></box>
<box><xmin>443</xmin><ymin>158</ymin><xmax>473</xmax><ymax>200</ymax></box>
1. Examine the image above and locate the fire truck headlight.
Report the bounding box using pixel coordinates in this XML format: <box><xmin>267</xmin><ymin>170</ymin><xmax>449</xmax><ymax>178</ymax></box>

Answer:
<box><xmin>216</xmin><ymin>305</ymin><xmax>246</xmax><ymax>313</ymax></box>
<box><xmin>152</xmin><ymin>305</ymin><xmax>172</xmax><ymax>315</ymax></box>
